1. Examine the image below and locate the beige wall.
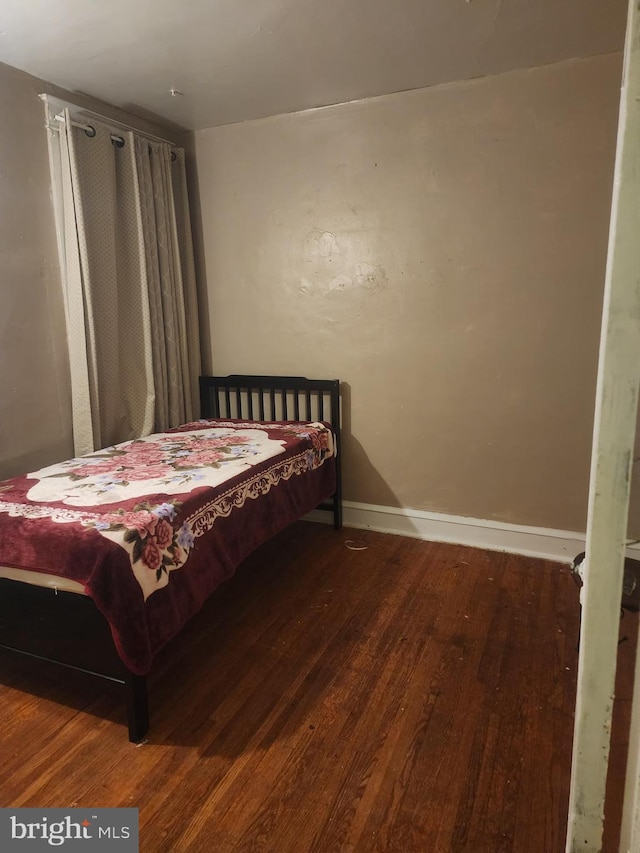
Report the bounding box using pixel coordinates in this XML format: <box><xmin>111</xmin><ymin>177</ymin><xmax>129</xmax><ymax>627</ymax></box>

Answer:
<box><xmin>193</xmin><ymin>54</ymin><xmax>621</xmax><ymax>531</ymax></box>
<box><xmin>0</xmin><ymin>61</ymin><xmax>180</xmax><ymax>480</ymax></box>
<box><xmin>0</xmin><ymin>62</ymin><xmax>72</xmax><ymax>478</ymax></box>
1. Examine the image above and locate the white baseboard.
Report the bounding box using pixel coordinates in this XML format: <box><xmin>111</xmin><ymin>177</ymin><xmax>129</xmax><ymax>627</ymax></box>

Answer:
<box><xmin>306</xmin><ymin>500</ymin><xmax>587</xmax><ymax>564</ymax></box>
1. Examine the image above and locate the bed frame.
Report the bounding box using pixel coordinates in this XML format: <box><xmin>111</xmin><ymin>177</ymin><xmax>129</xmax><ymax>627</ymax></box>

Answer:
<box><xmin>0</xmin><ymin>375</ymin><xmax>342</xmax><ymax>741</ymax></box>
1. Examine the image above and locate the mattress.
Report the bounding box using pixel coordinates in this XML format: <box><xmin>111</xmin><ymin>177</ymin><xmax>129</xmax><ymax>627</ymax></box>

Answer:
<box><xmin>0</xmin><ymin>565</ymin><xmax>85</xmax><ymax>594</ymax></box>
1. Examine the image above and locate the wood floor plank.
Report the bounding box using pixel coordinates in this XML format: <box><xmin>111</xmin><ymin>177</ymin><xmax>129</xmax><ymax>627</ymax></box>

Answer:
<box><xmin>0</xmin><ymin>522</ymin><xmax>594</xmax><ymax>851</ymax></box>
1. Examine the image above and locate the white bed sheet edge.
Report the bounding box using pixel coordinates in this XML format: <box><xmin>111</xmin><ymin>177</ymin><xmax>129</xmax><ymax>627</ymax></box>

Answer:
<box><xmin>0</xmin><ymin>565</ymin><xmax>86</xmax><ymax>594</ymax></box>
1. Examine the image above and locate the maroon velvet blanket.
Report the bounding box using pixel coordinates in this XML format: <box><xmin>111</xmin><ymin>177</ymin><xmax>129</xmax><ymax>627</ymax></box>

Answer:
<box><xmin>0</xmin><ymin>419</ymin><xmax>336</xmax><ymax>674</ymax></box>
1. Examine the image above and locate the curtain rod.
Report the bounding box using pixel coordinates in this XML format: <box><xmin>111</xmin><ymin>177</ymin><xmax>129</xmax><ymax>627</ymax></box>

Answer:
<box><xmin>39</xmin><ymin>93</ymin><xmax>177</xmax><ymax>147</ymax></box>
<box><xmin>54</xmin><ymin>112</ymin><xmax>126</xmax><ymax>147</ymax></box>
<box><xmin>51</xmin><ymin>112</ymin><xmax>177</xmax><ymax>159</ymax></box>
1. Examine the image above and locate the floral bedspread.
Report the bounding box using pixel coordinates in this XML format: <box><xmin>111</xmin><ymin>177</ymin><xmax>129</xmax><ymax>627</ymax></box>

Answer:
<box><xmin>0</xmin><ymin>419</ymin><xmax>337</xmax><ymax>673</ymax></box>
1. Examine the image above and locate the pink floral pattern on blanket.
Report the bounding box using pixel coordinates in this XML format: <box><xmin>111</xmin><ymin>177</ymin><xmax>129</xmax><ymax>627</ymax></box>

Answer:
<box><xmin>26</xmin><ymin>427</ymin><xmax>287</xmax><ymax>507</ymax></box>
<box><xmin>90</xmin><ymin>500</ymin><xmax>193</xmax><ymax>587</ymax></box>
<box><xmin>70</xmin><ymin>434</ymin><xmax>261</xmax><ymax>483</ymax></box>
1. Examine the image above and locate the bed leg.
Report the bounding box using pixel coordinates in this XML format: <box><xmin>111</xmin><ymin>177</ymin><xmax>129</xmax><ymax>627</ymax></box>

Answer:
<box><xmin>333</xmin><ymin>497</ymin><xmax>342</xmax><ymax>530</ymax></box>
<box><xmin>126</xmin><ymin>673</ymin><xmax>149</xmax><ymax>743</ymax></box>
<box><xmin>333</xmin><ymin>477</ymin><xmax>343</xmax><ymax>529</ymax></box>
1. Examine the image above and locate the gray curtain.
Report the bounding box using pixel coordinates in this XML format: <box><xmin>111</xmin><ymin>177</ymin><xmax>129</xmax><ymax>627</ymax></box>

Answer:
<box><xmin>57</xmin><ymin>110</ymin><xmax>200</xmax><ymax>455</ymax></box>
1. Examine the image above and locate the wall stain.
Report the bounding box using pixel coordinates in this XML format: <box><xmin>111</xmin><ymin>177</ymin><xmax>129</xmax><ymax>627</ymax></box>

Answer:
<box><xmin>301</xmin><ymin>230</ymin><xmax>387</xmax><ymax>294</ymax></box>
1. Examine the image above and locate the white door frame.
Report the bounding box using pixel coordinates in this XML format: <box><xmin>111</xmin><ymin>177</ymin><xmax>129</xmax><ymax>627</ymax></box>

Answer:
<box><xmin>566</xmin><ymin>1</ymin><xmax>640</xmax><ymax>850</ymax></box>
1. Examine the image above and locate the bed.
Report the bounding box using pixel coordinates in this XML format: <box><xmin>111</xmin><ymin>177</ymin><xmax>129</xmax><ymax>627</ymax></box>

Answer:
<box><xmin>0</xmin><ymin>375</ymin><xmax>342</xmax><ymax>741</ymax></box>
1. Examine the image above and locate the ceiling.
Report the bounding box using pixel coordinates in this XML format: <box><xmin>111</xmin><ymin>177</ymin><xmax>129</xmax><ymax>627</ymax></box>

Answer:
<box><xmin>0</xmin><ymin>0</ymin><xmax>628</xmax><ymax>131</ymax></box>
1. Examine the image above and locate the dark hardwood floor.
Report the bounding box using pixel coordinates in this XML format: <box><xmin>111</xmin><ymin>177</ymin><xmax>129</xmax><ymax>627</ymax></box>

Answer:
<box><xmin>0</xmin><ymin>522</ymin><xmax>596</xmax><ymax>851</ymax></box>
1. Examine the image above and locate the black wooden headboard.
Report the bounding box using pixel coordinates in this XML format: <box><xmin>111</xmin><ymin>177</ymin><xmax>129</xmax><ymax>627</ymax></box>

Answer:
<box><xmin>199</xmin><ymin>375</ymin><xmax>342</xmax><ymax>529</ymax></box>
